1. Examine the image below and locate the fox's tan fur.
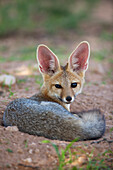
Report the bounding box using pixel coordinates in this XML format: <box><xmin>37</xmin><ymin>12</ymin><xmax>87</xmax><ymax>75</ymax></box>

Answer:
<box><xmin>40</xmin><ymin>64</ymin><xmax>83</xmax><ymax>110</ymax></box>
<box><xmin>37</xmin><ymin>41</ymin><xmax>90</xmax><ymax>111</ymax></box>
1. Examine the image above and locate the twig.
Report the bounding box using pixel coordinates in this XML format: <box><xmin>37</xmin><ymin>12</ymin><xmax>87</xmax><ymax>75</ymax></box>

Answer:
<box><xmin>90</xmin><ymin>138</ymin><xmax>113</xmax><ymax>144</ymax></box>
<box><xmin>18</xmin><ymin>163</ymin><xmax>39</xmax><ymax>169</ymax></box>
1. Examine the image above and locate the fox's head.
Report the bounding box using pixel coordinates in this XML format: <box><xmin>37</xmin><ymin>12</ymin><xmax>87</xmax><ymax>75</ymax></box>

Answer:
<box><xmin>36</xmin><ymin>41</ymin><xmax>90</xmax><ymax>111</ymax></box>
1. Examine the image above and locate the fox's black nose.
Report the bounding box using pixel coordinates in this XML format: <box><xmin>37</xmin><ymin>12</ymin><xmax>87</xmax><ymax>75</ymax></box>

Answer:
<box><xmin>66</xmin><ymin>96</ymin><xmax>72</xmax><ymax>102</ymax></box>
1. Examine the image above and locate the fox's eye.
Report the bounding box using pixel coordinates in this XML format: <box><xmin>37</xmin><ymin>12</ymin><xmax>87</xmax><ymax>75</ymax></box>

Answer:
<box><xmin>55</xmin><ymin>84</ymin><xmax>62</xmax><ymax>89</ymax></box>
<box><xmin>71</xmin><ymin>82</ymin><xmax>77</xmax><ymax>88</ymax></box>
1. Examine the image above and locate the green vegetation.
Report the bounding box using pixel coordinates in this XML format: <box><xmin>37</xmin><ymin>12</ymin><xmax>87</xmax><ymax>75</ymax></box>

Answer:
<box><xmin>0</xmin><ymin>0</ymin><xmax>98</xmax><ymax>36</ymax></box>
<box><xmin>0</xmin><ymin>45</ymin><xmax>37</xmax><ymax>62</ymax></box>
<box><xmin>8</xmin><ymin>88</ymin><xmax>14</xmax><ymax>98</ymax></box>
<box><xmin>1</xmin><ymin>79</ymin><xmax>15</xmax><ymax>97</ymax></box>
<box><xmin>107</xmin><ymin>69</ymin><xmax>112</xmax><ymax>79</ymax></box>
<box><xmin>17</xmin><ymin>78</ymin><xmax>27</xmax><ymax>84</ymax></box>
<box><xmin>8</xmin><ymin>82</ymin><xmax>14</xmax><ymax>98</ymax></box>
<box><xmin>42</xmin><ymin>138</ymin><xmax>79</xmax><ymax>170</ymax></box>
<box><xmin>0</xmin><ymin>46</ymin><xmax>9</xmax><ymax>52</ymax></box>
<box><xmin>101</xmin><ymin>31</ymin><xmax>113</xmax><ymax>41</ymax></box>
<box><xmin>42</xmin><ymin>139</ymin><xmax>112</xmax><ymax>169</ymax></box>
<box><xmin>92</xmin><ymin>50</ymin><xmax>110</xmax><ymax>61</ymax></box>
<box><xmin>0</xmin><ymin>44</ymin><xmax>67</xmax><ymax>62</ymax></box>
<box><xmin>109</xmin><ymin>58</ymin><xmax>113</xmax><ymax>64</ymax></box>
<box><xmin>24</xmin><ymin>139</ymin><xmax>28</xmax><ymax>148</ymax></box>
<box><xmin>86</xmin><ymin>158</ymin><xmax>109</xmax><ymax>170</ymax></box>
<box><xmin>6</xmin><ymin>148</ymin><xmax>13</xmax><ymax>153</ymax></box>
<box><xmin>0</xmin><ymin>0</ymin><xmax>98</xmax><ymax>62</ymax></box>
<box><xmin>6</xmin><ymin>164</ymin><xmax>11</xmax><ymax>168</ymax></box>
<box><xmin>25</xmin><ymin>87</ymin><xmax>29</xmax><ymax>91</ymax></box>
<box><xmin>35</xmin><ymin>75</ymin><xmax>43</xmax><ymax>87</ymax></box>
<box><xmin>110</xmin><ymin>127</ymin><xmax>113</xmax><ymax>133</ymax></box>
<box><xmin>101</xmin><ymin>81</ymin><xmax>106</xmax><ymax>85</ymax></box>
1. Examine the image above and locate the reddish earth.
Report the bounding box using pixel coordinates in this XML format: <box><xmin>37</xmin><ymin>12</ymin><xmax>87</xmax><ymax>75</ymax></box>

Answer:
<box><xmin>0</xmin><ymin>45</ymin><xmax>113</xmax><ymax>169</ymax></box>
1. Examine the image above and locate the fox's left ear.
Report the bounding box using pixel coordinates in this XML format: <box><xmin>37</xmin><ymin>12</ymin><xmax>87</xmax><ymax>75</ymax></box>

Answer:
<box><xmin>68</xmin><ymin>41</ymin><xmax>90</xmax><ymax>74</ymax></box>
<box><xmin>37</xmin><ymin>45</ymin><xmax>60</xmax><ymax>75</ymax></box>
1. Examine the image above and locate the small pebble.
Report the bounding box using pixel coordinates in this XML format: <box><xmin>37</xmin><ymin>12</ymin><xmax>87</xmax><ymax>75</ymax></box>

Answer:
<box><xmin>29</xmin><ymin>142</ymin><xmax>36</xmax><ymax>146</ymax></box>
<box><xmin>17</xmin><ymin>148</ymin><xmax>23</xmax><ymax>154</ymax></box>
<box><xmin>78</xmin><ymin>155</ymin><xmax>88</xmax><ymax>165</ymax></box>
<box><xmin>0</xmin><ymin>74</ymin><xmax>16</xmax><ymax>86</ymax></box>
<box><xmin>29</xmin><ymin>149</ymin><xmax>33</xmax><ymax>154</ymax></box>
<box><xmin>5</xmin><ymin>126</ymin><xmax>18</xmax><ymax>132</ymax></box>
<box><xmin>35</xmin><ymin>149</ymin><xmax>39</xmax><ymax>153</ymax></box>
<box><xmin>23</xmin><ymin>158</ymin><xmax>32</xmax><ymax>163</ymax></box>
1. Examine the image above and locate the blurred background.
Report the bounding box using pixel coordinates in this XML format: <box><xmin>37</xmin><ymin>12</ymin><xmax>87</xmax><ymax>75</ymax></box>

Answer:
<box><xmin>0</xmin><ymin>0</ymin><xmax>112</xmax><ymax>62</ymax></box>
<box><xmin>0</xmin><ymin>0</ymin><xmax>113</xmax><ymax>88</ymax></box>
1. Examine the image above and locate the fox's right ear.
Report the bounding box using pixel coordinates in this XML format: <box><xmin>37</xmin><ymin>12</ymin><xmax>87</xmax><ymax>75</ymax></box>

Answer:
<box><xmin>68</xmin><ymin>41</ymin><xmax>90</xmax><ymax>74</ymax></box>
<box><xmin>37</xmin><ymin>45</ymin><xmax>60</xmax><ymax>75</ymax></box>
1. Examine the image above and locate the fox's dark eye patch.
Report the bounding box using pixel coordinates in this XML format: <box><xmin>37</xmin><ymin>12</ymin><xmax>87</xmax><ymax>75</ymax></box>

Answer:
<box><xmin>71</xmin><ymin>82</ymin><xmax>77</xmax><ymax>88</ymax></box>
<box><xmin>55</xmin><ymin>84</ymin><xmax>62</xmax><ymax>89</ymax></box>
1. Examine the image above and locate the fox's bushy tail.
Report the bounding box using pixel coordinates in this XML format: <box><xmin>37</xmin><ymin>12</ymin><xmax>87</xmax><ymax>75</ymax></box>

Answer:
<box><xmin>3</xmin><ymin>98</ymin><xmax>105</xmax><ymax>141</ymax></box>
<box><xmin>75</xmin><ymin>110</ymin><xmax>105</xmax><ymax>140</ymax></box>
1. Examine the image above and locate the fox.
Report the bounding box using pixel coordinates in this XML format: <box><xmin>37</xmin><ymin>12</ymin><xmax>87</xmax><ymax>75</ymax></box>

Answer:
<box><xmin>35</xmin><ymin>41</ymin><xmax>90</xmax><ymax>111</ymax></box>
<box><xmin>3</xmin><ymin>41</ymin><xmax>105</xmax><ymax>141</ymax></box>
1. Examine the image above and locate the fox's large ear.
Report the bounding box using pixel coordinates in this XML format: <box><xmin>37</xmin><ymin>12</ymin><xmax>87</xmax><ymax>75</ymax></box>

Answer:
<box><xmin>68</xmin><ymin>41</ymin><xmax>90</xmax><ymax>74</ymax></box>
<box><xmin>37</xmin><ymin>45</ymin><xmax>60</xmax><ymax>75</ymax></box>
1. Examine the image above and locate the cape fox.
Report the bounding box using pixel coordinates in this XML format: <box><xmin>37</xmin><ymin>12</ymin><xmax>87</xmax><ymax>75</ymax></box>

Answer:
<box><xmin>3</xmin><ymin>41</ymin><xmax>105</xmax><ymax>141</ymax></box>
<box><xmin>36</xmin><ymin>41</ymin><xmax>90</xmax><ymax>111</ymax></box>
